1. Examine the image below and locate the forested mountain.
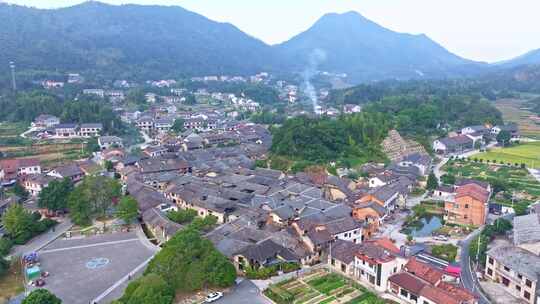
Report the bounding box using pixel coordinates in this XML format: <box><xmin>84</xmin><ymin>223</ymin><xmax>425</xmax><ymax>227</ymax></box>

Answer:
<box><xmin>497</xmin><ymin>49</ymin><xmax>540</xmax><ymax>68</ymax></box>
<box><xmin>0</xmin><ymin>2</ymin><xmax>489</xmax><ymax>84</ymax></box>
<box><xmin>275</xmin><ymin>11</ymin><xmax>485</xmax><ymax>82</ymax></box>
<box><xmin>0</xmin><ymin>2</ymin><xmax>278</xmax><ymax>81</ymax></box>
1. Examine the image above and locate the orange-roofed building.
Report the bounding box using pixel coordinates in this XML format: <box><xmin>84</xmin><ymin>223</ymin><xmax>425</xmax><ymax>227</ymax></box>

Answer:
<box><xmin>404</xmin><ymin>257</ymin><xmax>443</xmax><ymax>285</ymax></box>
<box><xmin>444</xmin><ymin>183</ymin><xmax>489</xmax><ymax>226</ymax></box>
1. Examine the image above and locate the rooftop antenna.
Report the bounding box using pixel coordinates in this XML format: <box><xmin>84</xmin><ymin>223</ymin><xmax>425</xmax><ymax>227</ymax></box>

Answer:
<box><xmin>9</xmin><ymin>61</ymin><xmax>16</xmax><ymax>91</ymax></box>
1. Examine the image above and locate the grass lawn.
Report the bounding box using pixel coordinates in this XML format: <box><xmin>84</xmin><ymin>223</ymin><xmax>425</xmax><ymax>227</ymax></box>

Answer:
<box><xmin>0</xmin><ymin>261</ymin><xmax>24</xmax><ymax>304</ymax></box>
<box><xmin>474</xmin><ymin>142</ymin><xmax>540</xmax><ymax>168</ymax></box>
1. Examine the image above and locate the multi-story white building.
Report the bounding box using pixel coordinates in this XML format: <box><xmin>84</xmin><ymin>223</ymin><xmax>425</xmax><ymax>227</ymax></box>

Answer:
<box><xmin>83</xmin><ymin>89</ymin><xmax>105</xmax><ymax>98</ymax></box>
<box><xmin>79</xmin><ymin>123</ymin><xmax>103</xmax><ymax>137</ymax></box>
<box><xmin>485</xmin><ymin>246</ymin><xmax>540</xmax><ymax>304</ymax></box>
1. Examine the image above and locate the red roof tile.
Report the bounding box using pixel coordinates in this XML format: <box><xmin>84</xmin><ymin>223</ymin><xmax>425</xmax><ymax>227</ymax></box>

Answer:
<box><xmin>456</xmin><ymin>183</ymin><xmax>489</xmax><ymax>203</ymax></box>
<box><xmin>420</xmin><ymin>285</ymin><xmax>460</xmax><ymax>304</ymax></box>
<box><xmin>405</xmin><ymin>257</ymin><xmax>443</xmax><ymax>285</ymax></box>
<box><xmin>389</xmin><ymin>272</ymin><xmax>426</xmax><ymax>294</ymax></box>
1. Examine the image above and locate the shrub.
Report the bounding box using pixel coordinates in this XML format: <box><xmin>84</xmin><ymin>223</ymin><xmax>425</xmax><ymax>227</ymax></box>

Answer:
<box><xmin>0</xmin><ymin>238</ymin><xmax>14</xmax><ymax>256</ymax></box>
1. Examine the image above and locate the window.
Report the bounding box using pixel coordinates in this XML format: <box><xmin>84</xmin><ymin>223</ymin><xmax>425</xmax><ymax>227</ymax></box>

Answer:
<box><xmin>524</xmin><ymin>291</ymin><xmax>531</xmax><ymax>300</ymax></box>
<box><xmin>465</xmin><ymin>204</ymin><xmax>469</xmax><ymax>208</ymax></box>
<box><xmin>516</xmin><ymin>285</ymin><xmax>521</xmax><ymax>292</ymax></box>
<box><xmin>502</xmin><ymin>277</ymin><xmax>510</xmax><ymax>287</ymax></box>
<box><xmin>518</xmin><ymin>274</ymin><xmax>523</xmax><ymax>280</ymax></box>
<box><xmin>488</xmin><ymin>257</ymin><xmax>494</xmax><ymax>265</ymax></box>
<box><xmin>400</xmin><ymin>289</ymin><xmax>409</xmax><ymax>297</ymax></box>
<box><xmin>504</xmin><ymin>266</ymin><xmax>510</xmax><ymax>272</ymax></box>
<box><xmin>410</xmin><ymin>294</ymin><xmax>418</xmax><ymax>302</ymax></box>
<box><xmin>331</xmin><ymin>258</ymin><xmax>335</xmax><ymax>266</ymax></box>
<box><xmin>526</xmin><ymin>279</ymin><xmax>532</xmax><ymax>287</ymax></box>
<box><xmin>487</xmin><ymin>268</ymin><xmax>493</xmax><ymax>276</ymax></box>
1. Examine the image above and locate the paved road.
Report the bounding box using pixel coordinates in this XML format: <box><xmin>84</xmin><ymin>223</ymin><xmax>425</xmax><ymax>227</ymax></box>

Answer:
<box><xmin>127</xmin><ymin>131</ymin><xmax>153</xmax><ymax>152</ymax></box>
<box><xmin>459</xmin><ymin>228</ymin><xmax>490</xmax><ymax>304</ymax></box>
<box><xmin>215</xmin><ymin>280</ymin><xmax>271</xmax><ymax>304</ymax></box>
<box><xmin>433</xmin><ymin>157</ymin><xmax>449</xmax><ymax>180</ymax></box>
<box><xmin>9</xmin><ymin>218</ymin><xmax>73</xmax><ymax>258</ymax></box>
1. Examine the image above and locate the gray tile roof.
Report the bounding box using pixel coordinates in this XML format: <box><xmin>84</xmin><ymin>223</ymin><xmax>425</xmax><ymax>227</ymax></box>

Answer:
<box><xmin>331</xmin><ymin>240</ymin><xmax>362</xmax><ymax>264</ymax></box>
<box><xmin>513</xmin><ymin>213</ymin><xmax>540</xmax><ymax>245</ymax></box>
<box><xmin>487</xmin><ymin>245</ymin><xmax>540</xmax><ymax>281</ymax></box>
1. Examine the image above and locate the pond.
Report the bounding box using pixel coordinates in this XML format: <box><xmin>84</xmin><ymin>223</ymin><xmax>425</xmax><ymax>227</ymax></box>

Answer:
<box><xmin>408</xmin><ymin>216</ymin><xmax>443</xmax><ymax>237</ymax></box>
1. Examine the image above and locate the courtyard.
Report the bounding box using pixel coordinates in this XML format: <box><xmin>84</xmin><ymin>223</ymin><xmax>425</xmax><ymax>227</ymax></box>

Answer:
<box><xmin>33</xmin><ymin>231</ymin><xmax>157</xmax><ymax>304</ymax></box>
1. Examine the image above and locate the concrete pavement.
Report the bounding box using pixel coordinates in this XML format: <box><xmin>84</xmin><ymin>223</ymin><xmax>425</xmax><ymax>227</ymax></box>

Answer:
<box><xmin>215</xmin><ymin>280</ymin><xmax>271</xmax><ymax>304</ymax></box>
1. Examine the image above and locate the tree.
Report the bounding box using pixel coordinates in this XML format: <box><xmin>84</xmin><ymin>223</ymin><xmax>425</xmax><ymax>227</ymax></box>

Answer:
<box><xmin>145</xmin><ymin>226</ymin><xmax>236</xmax><ymax>292</ymax></box>
<box><xmin>67</xmin><ymin>185</ymin><xmax>93</xmax><ymax>226</ymax></box>
<box><xmin>38</xmin><ymin>178</ymin><xmax>73</xmax><ymax>212</ymax></box>
<box><xmin>116</xmin><ymin>196</ymin><xmax>139</xmax><ymax>224</ymax></box>
<box><xmin>104</xmin><ymin>160</ymin><xmax>114</xmax><ymax>172</ymax></box>
<box><xmin>116</xmin><ymin>274</ymin><xmax>174</xmax><ymax>304</ymax></box>
<box><xmin>496</xmin><ymin>130</ymin><xmax>512</xmax><ymax>147</ymax></box>
<box><xmin>22</xmin><ymin>289</ymin><xmax>62</xmax><ymax>304</ymax></box>
<box><xmin>171</xmin><ymin>118</ymin><xmax>185</xmax><ymax>133</ymax></box>
<box><xmin>0</xmin><ymin>256</ymin><xmax>8</xmax><ymax>277</ymax></box>
<box><xmin>493</xmin><ymin>218</ymin><xmax>512</xmax><ymax>234</ymax></box>
<box><xmin>13</xmin><ymin>183</ymin><xmax>29</xmax><ymax>200</ymax></box>
<box><xmin>440</xmin><ymin>174</ymin><xmax>455</xmax><ymax>185</ymax></box>
<box><xmin>183</xmin><ymin>93</ymin><xmax>197</xmax><ymax>105</ymax></box>
<box><xmin>167</xmin><ymin>209</ymin><xmax>197</xmax><ymax>224</ymax></box>
<box><xmin>426</xmin><ymin>172</ymin><xmax>439</xmax><ymax>190</ymax></box>
<box><xmin>1</xmin><ymin>204</ymin><xmax>34</xmax><ymax>243</ymax></box>
<box><xmin>86</xmin><ymin>137</ymin><xmax>100</xmax><ymax>153</ymax></box>
<box><xmin>68</xmin><ymin>176</ymin><xmax>121</xmax><ymax>225</ymax></box>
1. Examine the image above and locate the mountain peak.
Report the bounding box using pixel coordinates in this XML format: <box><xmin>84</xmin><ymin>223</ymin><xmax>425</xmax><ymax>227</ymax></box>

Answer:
<box><xmin>277</xmin><ymin>11</ymin><xmax>474</xmax><ymax>82</ymax></box>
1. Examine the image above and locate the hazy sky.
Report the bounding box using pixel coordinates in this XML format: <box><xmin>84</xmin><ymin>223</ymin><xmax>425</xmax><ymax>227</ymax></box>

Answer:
<box><xmin>4</xmin><ymin>0</ymin><xmax>540</xmax><ymax>63</ymax></box>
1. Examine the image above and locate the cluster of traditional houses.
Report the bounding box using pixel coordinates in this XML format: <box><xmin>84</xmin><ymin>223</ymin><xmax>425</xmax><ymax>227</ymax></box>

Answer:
<box><xmin>433</xmin><ymin>124</ymin><xmax>520</xmax><ymax>155</ymax></box>
<box><xmin>32</xmin><ymin>114</ymin><xmax>103</xmax><ymax>138</ymax></box>
<box><xmin>101</xmin><ymin>139</ymin><xmax>478</xmax><ymax>304</ymax></box>
<box><xmin>0</xmin><ymin>157</ymin><xmax>89</xmax><ymax>197</ymax></box>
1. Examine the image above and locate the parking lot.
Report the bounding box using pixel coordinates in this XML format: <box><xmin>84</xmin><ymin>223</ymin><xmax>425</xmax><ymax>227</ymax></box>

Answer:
<box><xmin>35</xmin><ymin>231</ymin><xmax>156</xmax><ymax>304</ymax></box>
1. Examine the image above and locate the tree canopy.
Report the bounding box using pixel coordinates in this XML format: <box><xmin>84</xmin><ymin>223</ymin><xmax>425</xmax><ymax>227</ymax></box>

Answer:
<box><xmin>22</xmin><ymin>289</ymin><xmax>62</xmax><ymax>304</ymax></box>
<box><xmin>270</xmin><ymin>113</ymin><xmax>389</xmax><ymax>166</ymax></box>
<box><xmin>145</xmin><ymin>226</ymin><xmax>236</xmax><ymax>292</ymax></box>
<box><xmin>38</xmin><ymin>178</ymin><xmax>73</xmax><ymax>212</ymax></box>
<box><xmin>115</xmin><ymin>196</ymin><xmax>139</xmax><ymax>224</ymax></box>
<box><xmin>115</xmin><ymin>274</ymin><xmax>174</xmax><ymax>304</ymax></box>
<box><xmin>68</xmin><ymin>176</ymin><xmax>121</xmax><ymax>226</ymax></box>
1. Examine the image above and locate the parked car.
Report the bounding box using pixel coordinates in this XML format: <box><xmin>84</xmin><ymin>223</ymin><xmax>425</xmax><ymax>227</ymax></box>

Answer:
<box><xmin>205</xmin><ymin>292</ymin><xmax>223</xmax><ymax>303</ymax></box>
<box><xmin>434</xmin><ymin>235</ymin><xmax>448</xmax><ymax>241</ymax></box>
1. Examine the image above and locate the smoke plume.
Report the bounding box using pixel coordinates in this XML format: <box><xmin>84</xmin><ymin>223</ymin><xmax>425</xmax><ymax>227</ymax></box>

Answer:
<box><xmin>303</xmin><ymin>48</ymin><xmax>326</xmax><ymax>112</ymax></box>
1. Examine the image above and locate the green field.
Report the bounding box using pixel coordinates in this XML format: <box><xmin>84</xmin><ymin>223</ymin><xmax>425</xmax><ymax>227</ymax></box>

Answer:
<box><xmin>474</xmin><ymin>142</ymin><xmax>540</xmax><ymax>168</ymax></box>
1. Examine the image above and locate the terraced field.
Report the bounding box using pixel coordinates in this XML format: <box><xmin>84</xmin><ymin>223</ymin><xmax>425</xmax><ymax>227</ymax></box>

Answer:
<box><xmin>494</xmin><ymin>98</ymin><xmax>540</xmax><ymax>139</ymax></box>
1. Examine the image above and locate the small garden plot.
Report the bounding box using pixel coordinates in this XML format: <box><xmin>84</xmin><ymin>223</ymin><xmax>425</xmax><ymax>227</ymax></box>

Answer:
<box><xmin>443</xmin><ymin>159</ymin><xmax>540</xmax><ymax>208</ymax></box>
<box><xmin>346</xmin><ymin>292</ymin><xmax>385</xmax><ymax>304</ymax></box>
<box><xmin>264</xmin><ymin>271</ymin><xmax>385</xmax><ymax>304</ymax></box>
<box><xmin>308</xmin><ymin>273</ymin><xmax>347</xmax><ymax>295</ymax></box>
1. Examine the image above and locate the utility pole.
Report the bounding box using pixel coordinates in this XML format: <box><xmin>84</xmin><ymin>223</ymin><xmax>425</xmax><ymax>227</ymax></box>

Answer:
<box><xmin>475</xmin><ymin>233</ymin><xmax>481</xmax><ymax>262</ymax></box>
<box><xmin>9</xmin><ymin>61</ymin><xmax>17</xmax><ymax>92</ymax></box>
